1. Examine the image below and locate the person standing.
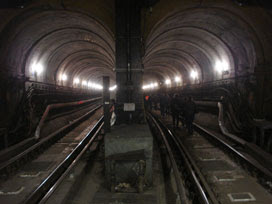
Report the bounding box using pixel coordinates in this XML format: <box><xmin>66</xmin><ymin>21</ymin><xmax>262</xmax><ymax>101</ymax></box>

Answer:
<box><xmin>160</xmin><ymin>94</ymin><xmax>168</xmax><ymax>117</ymax></box>
<box><xmin>170</xmin><ymin>94</ymin><xmax>180</xmax><ymax>129</ymax></box>
<box><xmin>184</xmin><ymin>96</ymin><xmax>196</xmax><ymax>135</ymax></box>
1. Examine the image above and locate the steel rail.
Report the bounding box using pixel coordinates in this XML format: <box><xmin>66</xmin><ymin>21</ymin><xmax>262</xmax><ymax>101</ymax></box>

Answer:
<box><xmin>165</xmin><ymin>127</ymin><xmax>219</xmax><ymax>204</ymax></box>
<box><xmin>194</xmin><ymin>123</ymin><xmax>272</xmax><ymax>181</ymax></box>
<box><xmin>147</xmin><ymin>113</ymin><xmax>189</xmax><ymax>204</ymax></box>
<box><xmin>23</xmin><ymin>116</ymin><xmax>104</xmax><ymax>204</ymax></box>
<box><xmin>148</xmin><ymin>112</ymin><xmax>219</xmax><ymax>204</ymax></box>
<box><xmin>0</xmin><ymin>105</ymin><xmax>102</xmax><ymax>173</ymax></box>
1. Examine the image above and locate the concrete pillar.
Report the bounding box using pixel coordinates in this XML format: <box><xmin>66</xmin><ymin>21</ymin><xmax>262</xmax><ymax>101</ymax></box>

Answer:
<box><xmin>103</xmin><ymin>76</ymin><xmax>110</xmax><ymax>133</ymax></box>
<box><xmin>115</xmin><ymin>0</ymin><xmax>144</xmax><ymax>124</ymax></box>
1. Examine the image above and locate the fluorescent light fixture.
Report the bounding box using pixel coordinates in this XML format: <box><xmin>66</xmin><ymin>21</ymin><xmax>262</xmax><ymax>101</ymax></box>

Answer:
<box><xmin>142</xmin><ymin>82</ymin><xmax>159</xmax><ymax>90</ymax></box>
<box><xmin>31</xmin><ymin>62</ymin><xmax>43</xmax><ymax>75</ymax></box>
<box><xmin>61</xmin><ymin>74</ymin><xmax>67</xmax><ymax>81</ymax></box>
<box><xmin>74</xmin><ymin>78</ymin><xmax>80</xmax><ymax>84</ymax></box>
<box><xmin>190</xmin><ymin>70</ymin><xmax>198</xmax><ymax>79</ymax></box>
<box><xmin>109</xmin><ymin>85</ymin><xmax>117</xmax><ymax>91</ymax></box>
<box><xmin>165</xmin><ymin>79</ymin><xmax>171</xmax><ymax>85</ymax></box>
<box><xmin>175</xmin><ymin>76</ymin><xmax>181</xmax><ymax>82</ymax></box>
<box><xmin>215</xmin><ymin>60</ymin><xmax>229</xmax><ymax>73</ymax></box>
<box><xmin>87</xmin><ymin>81</ymin><xmax>103</xmax><ymax>90</ymax></box>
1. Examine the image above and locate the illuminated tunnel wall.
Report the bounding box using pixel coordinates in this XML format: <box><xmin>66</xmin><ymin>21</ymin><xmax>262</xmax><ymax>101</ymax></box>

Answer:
<box><xmin>143</xmin><ymin>6</ymin><xmax>267</xmax><ymax>86</ymax></box>
<box><xmin>0</xmin><ymin>8</ymin><xmax>115</xmax><ymax>87</ymax></box>
<box><xmin>0</xmin><ymin>0</ymin><xmax>272</xmax><ymax>120</ymax></box>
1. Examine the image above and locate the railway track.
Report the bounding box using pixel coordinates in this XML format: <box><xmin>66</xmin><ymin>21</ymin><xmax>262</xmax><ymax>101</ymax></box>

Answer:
<box><xmin>0</xmin><ymin>98</ymin><xmax>101</xmax><ymax>176</ymax></box>
<box><xmin>0</xmin><ymin>105</ymin><xmax>104</xmax><ymax>204</ymax></box>
<box><xmin>147</xmin><ymin>111</ymin><xmax>272</xmax><ymax>204</ymax></box>
<box><xmin>1</xmin><ymin>107</ymin><xmax>271</xmax><ymax>204</ymax></box>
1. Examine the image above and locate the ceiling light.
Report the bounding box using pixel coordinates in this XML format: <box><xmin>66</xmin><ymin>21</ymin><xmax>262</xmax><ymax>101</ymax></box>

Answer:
<box><xmin>31</xmin><ymin>62</ymin><xmax>43</xmax><ymax>75</ymax></box>
<box><xmin>74</xmin><ymin>78</ymin><xmax>80</xmax><ymax>84</ymax></box>
<box><xmin>190</xmin><ymin>70</ymin><xmax>198</xmax><ymax>79</ymax></box>
<box><xmin>175</xmin><ymin>76</ymin><xmax>181</xmax><ymax>82</ymax></box>
<box><xmin>215</xmin><ymin>60</ymin><xmax>229</xmax><ymax>73</ymax></box>
<box><xmin>61</xmin><ymin>74</ymin><xmax>67</xmax><ymax>81</ymax></box>
<box><xmin>109</xmin><ymin>85</ymin><xmax>117</xmax><ymax>91</ymax></box>
<box><xmin>165</xmin><ymin>79</ymin><xmax>171</xmax><ymax>85</ymax></box>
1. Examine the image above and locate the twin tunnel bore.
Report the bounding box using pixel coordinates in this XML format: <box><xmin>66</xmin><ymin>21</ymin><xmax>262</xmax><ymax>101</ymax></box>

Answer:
<box><xmin>0</xmin><ymin>0</ymin><xmax>272</xmax><ymax>127</ymax></box>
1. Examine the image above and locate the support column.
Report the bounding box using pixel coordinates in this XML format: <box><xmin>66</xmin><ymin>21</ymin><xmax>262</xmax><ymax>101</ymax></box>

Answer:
<box><xmin>115</xmin><ymin>0</ymin><xmax>144</xmax><ymax>124</ymax></box>
<box><xmin>103</xmin><ymin>76</ymin><xmax>110</xmax><ymax>133</ymax></box>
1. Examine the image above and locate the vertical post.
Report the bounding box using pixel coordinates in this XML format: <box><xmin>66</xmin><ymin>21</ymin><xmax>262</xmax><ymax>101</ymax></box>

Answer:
<box><xmin>103</xmin><ymin>76</ymin><xmax>110</xmax><ymax>133</ymax></box>
<box><xmin>115</xmin><ymin>0</ymin><xmax>144</xmax><ymax>124</ymax></box>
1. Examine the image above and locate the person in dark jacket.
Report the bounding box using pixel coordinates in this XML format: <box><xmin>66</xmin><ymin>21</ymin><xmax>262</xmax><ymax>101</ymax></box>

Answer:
<box><xmin>170</xmin><ymin>94</ymin><xmax>180</xmax><ymax>128</ymax></box>
<box><xmin>184</xmin><ymin>96</ymin><xmax>197</xmax><ymax>135</ymax></box>
<box><xmin>178</xmin><ymin>95</ymin><xmax>186</xmax><ymax>127</ymax></box>
<box><xmin>160</xmin><ymin>94</ymin><xmax>168</xmax><ymax>117</ymax></box>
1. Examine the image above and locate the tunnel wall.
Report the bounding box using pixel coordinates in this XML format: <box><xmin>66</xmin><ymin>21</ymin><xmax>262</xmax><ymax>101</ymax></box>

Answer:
<box><xmin>0</xmin><ymin>1</ymin><xmax>116</xmax><ymax>128</ymax></box>
<box><xmin>143</xmin><ymin>0</ymin><xmax>272</xmax><ymax>118</ymax></box>
<box><xmin>1</xmin><ymin>0</ymin><xmax>272</xmax><ymax>126</ymax></box>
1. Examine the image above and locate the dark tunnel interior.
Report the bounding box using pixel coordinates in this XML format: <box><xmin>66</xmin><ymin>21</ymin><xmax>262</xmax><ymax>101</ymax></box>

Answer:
<box><xmin>0</xmin><ymin>0</ymin><xmax>272</xmax><ymax>147</ymax></box>
<box><xmin>1</xmin><ymin>1</ymin><xmax>272</xmax><ymax>203</ymax></box>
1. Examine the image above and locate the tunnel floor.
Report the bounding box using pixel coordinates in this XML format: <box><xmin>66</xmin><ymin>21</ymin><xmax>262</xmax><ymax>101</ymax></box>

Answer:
<box><xmin>46</xmin><ymin>134</ymin><xmax>167</xmax><ymax>204</ymax></box>
<box><xmin>152</xmin><ymin>110</ymin><xmax>272</xmax><ymax>204</ymax></box>
<box><xmin>0</xmin><ymin>109</ymin><xmax>272</xmax><ymax>204</ymax></box>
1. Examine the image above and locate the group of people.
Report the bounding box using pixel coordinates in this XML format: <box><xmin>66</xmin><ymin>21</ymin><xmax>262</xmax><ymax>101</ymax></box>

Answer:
<box><xmin>144</xmin><ymin>93</ymin><xmax>197</xmax><ymax>135</ymax></box>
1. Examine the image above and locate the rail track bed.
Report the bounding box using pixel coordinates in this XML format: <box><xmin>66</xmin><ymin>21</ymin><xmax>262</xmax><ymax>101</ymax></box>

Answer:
<box><xmin>149</xmin><ymin>111</ymin><xmax>272</xmax><ymax>204</ymax></box>
<box><xmin>1</xmin><ymin>108</ymin><xmax>271</xmax><ymax>204</ymax></box>
<box><xmin>0</xmin><ymin>107</ymin><xmax>103</xmax><ymax>204</ymax></box>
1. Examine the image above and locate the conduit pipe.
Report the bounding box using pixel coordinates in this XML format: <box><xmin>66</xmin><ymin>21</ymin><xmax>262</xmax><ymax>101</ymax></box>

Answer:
<box><xmin>34</xmin><ymin>97</ymin><xmax>101</xmax><ymax>140</ymax></box>
<box><xmin>218</xmin><ymin>102</ymin><xmax>246</xmax><ymax>145</ymax></box>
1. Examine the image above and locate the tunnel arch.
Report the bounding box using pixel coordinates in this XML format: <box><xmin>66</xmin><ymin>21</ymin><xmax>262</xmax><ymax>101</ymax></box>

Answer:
<box><xmin>143</xmin><ymin>6</ymin><xmax>266</xmax><ymax>85</ymax></box>
<box><xmin>0</xmin><ymin>7</ymin><xmax>115</xmax><ymax>86</ymax></box>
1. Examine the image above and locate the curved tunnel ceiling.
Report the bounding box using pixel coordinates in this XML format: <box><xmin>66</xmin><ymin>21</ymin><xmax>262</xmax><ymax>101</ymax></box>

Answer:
<box><xmin>143</xmin><ymin>7</ymin><xmax>263</xmax><ymax>85</ymax></box>
<box><xmin>0</xmin><ymin>2</ymin><xmax>270</xmax><ymax>90</ymax></box>
<box><xmin>0</xmin><ymin>8</ymin><xmax>115</xmax><ymax>86</ymax></box>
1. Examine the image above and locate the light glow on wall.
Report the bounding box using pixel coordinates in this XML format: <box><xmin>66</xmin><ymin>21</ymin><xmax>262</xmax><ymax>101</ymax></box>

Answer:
<box><xmin>142</xmin><ymin>82</ymin><xmax>159</xmax><ymax>90</ymax></box>
<box><xmin>190</xmin><ymin>70</ymin><xmax>198</xmax><ymax>79</ymax></box>
<box><xmin>215</xmin><ymin>60</ymin><xmax>229</xmax><ymax>73</ymax></box>
<box><xmin>165</xmin><ymin>79</ymin><xmax>171</xmax><ymax>85</ymax></box>
<box><xmin>60</xmin><ymin>74</ymin><xmax>67</xmax><ymax>81</ymax></box>
<box><xmin>31</xmin><ymin>62</ymin><xmax>44</xmax><ymax>75</ymax></box>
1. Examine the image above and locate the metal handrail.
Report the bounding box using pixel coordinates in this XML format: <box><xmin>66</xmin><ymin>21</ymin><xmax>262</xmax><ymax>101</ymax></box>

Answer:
<box><xmin>0</xmin><ymin>105</ymin><xmax>102</xmax><ymax>172</ymax></box>
<box><xmin>35</xmin><ymin>97</ymin><xmax>101</xmax><ymax>139</ymax></box>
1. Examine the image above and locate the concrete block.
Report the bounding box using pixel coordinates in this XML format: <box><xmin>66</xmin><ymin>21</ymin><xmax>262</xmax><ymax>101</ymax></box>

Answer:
<box><xmin>105</xmin><ymin>124</ymin><xmax>153</xmax><ymax>189</ymax></box>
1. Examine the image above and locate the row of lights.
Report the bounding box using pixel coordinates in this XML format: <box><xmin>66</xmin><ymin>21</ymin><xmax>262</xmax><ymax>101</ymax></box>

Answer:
<box><xmin>31</xmin><ymin>60</ymin><xmax>228</xmax><ymax>79</ymax></box>
<box><xmin>142</xmin><ymin>82</ymin><xmax>158</xmax><ymax>90</ymax></box>
<box><xmin>143</xmin><ymin>71</ymin><xmax>196</xmax><ymax>90</ymax></box>
<box><xmin>30</xmin><ymin>63</ymin><xmax>116</xmax><ymax>91</ymax></box>
<box><xmin>142</xmin><ymin>76</ymin><xmax>182</xmax><ymax>90</ymax></box>
<box><xmin>164</xmin><ymin>76</ymin><xmax>182</xmax><ymax>86</ymax></box>
<box><xmin>59</xmin><ymin>74</ymin><xmax>116</xmax><ymax>91</ymax></box>
<box><xmin>165</xmin><ymin>69</ymin><xmax>199</xmax><ymax>86</ymax></box>
<box><xmin>31</xmin><ymin>60</ymin><xmax>229</xmax><ymax>92</ymax></box>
